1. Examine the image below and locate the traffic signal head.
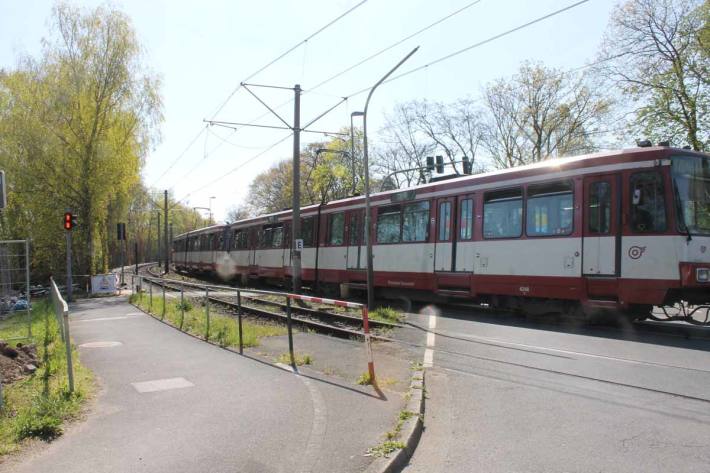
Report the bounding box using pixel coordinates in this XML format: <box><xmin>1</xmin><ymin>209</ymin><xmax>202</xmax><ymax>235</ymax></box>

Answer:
<box><xmin>63</xmin><ymin>212</ymin><xmax>77</xmax><ymax>230</ymax></box>
<box><xmin>462</xmin><ymin>155</ymin><xmax>472</xmax><ymax>175</ymax></box>
<box><xmin>435</xmin><ymin>155</ymin><xmax>445</xmax><ymax>174</ymax></box>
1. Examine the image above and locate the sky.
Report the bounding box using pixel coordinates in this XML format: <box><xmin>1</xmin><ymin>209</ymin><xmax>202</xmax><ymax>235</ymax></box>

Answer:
<box><xmin>0</xmin><ymin>0</ymin><xmax>619</xmax><ymax>221</ymax></box>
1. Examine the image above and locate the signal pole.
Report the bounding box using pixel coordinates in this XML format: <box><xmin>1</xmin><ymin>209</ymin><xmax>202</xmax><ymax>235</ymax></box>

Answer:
<box><xmin>164</xmin><ymin>190</ymin><xmax>169</xmax><ymax>274</ymax></box>
<box><xmin>64</xmin><ymin>209</ymin><xmax>74</xmax><ymax>302</ymax></box>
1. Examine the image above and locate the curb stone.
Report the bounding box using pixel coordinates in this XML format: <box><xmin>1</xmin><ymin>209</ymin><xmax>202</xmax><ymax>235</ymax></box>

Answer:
<box><xmin>364</xmin><ymin>369</ymin><xmax>425</xmax><ymax>473</ymax></box>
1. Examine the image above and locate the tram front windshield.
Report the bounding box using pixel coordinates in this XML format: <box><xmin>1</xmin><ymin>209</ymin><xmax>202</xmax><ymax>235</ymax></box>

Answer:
<box><xmin>671</xmin><ymin>155</ymin><xmax>710</xmax><ymax>235</ymax></box>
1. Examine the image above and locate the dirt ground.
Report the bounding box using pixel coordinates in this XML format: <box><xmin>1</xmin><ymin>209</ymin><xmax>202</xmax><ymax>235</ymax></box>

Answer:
<box><xmin>0</xmin><ymin>342</ymin><xmax>39</xmax><ymax>384</ymax></box>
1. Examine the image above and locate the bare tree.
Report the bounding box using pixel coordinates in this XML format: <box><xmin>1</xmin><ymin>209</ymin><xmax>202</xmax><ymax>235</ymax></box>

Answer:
<box><xmin>482</xmin><ymin>62</ymin><xmax>610</xmax><ymax>168</ymax></box>
<box><xmin>226</xmin><ymin>205</ymin><xmax>250</xmax><ymax>223</ymax></box>
<box><xmin>597</xmin><ymin>0</ymin><xmax>708</xmax><ymax>151</ymax></box>
<box><xmin>374</xmin><ymin>98</ymin><xmax>486</xmax><ymax>188</ymax></box>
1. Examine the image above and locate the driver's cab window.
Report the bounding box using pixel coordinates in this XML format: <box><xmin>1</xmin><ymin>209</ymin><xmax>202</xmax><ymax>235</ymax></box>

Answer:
<box><xmin>630</xmin><ymin>171</ymin><xmax>666</xmax><ymax>233</ymax></box>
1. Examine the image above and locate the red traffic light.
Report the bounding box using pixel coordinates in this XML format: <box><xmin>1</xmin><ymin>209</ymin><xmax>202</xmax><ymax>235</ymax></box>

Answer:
<box><xmin>63</xmin><ymin>212</ymin><xmax>76</xmax><ymax>230</ymax></box>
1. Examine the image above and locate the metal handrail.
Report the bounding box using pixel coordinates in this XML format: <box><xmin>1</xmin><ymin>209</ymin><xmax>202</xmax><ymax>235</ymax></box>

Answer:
<box><xmin>49</xmin><ymin>277</ymin><xmax>74</xmax><ymax>393</ymax></box>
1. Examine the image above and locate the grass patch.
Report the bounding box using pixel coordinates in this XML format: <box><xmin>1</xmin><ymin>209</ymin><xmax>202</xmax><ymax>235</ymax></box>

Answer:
<box><xmin>276</xmin><ymin>352</ymin><xmax>313</xmax><ymax>366</ymax></box>
<box><xmin>370</xmin><ymin>306</ymin><xmax>404</xmax><ymax>323</ymax></box>
<box><xmin>131</xmin><ymin>291</ymin><xmax>286</xmax><ymax>349</ymax></box>
<box><xmin>0</xmin><ymin>299</ymin><xmax>94</xmax><ymax>456</ymax></box>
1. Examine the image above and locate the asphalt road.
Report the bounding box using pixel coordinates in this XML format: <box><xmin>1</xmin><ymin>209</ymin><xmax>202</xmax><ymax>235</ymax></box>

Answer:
<box><xmin>398</xmin><ymin>306</ymin><xmax>710</xmax><ymax>473</ymax></box>
<box><xmin>4</xmin><ymin>296</ymin><xmax>401</xmax><ymax>473</ymax></box>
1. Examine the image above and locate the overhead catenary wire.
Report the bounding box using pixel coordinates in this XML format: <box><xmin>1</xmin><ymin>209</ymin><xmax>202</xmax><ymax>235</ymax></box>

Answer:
<box><xmin>308</xmin><ymin>0</ymin><xmax>483</xmax><ymax>94</ymax></box>
<box><xmin>151</xmin><ymin>0</ymin><xmax>368</xmax><ymax>187</ymax></box>
<box><xmin>346</xmin><ymin>0</ymin><xmax>592</xmax><ymax>98</ymax></box>
<box><xmin>216</xmin><ymin>0</ymin><xmax>486</xmax><ymax>137</ymax></box>
<box><xmin>170</xmin><ymin>0</ymin><xmax>592</xmax><ymax>209</ymax></box>
<box><xmin>175</xmin><ymin>94</ymin><xmax>352</xmax><ymax>206</ymax></box>
<box><xmin>208</xmin><ymin>0</ymin><xmax>369</xmax><ymax>120</ymax></box>
<box><xmin>173</xmin><ymin>132</ymin><xmax>294</xmax><ymax>207</ymax></box>
<box><xmin>150</xmin><ymin>126</ymin><xmax>207</xmax><ymax>187</ymax></box>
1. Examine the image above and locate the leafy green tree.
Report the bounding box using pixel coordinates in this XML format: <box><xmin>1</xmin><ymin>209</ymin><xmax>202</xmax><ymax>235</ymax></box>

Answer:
<box><xmin>246</xmin><ymin>132</ymin><xmax>363</xmax><ymax>215</ymax></box>
<box><xmin>598</xmin><ymin>0</ymin><xmax>709</xmax><ymax>151</ymax></box>
<box><xmin>0</xmin><ymin>3</ymin><xmax>162</xmax><ymax>277</ymax></box>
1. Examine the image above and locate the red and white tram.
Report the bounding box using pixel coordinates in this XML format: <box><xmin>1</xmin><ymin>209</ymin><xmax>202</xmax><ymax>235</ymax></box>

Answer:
<box><xmin>173</xmin><ymin>146</ymin><xmax>710</xmax><ymax>320</ymax></box>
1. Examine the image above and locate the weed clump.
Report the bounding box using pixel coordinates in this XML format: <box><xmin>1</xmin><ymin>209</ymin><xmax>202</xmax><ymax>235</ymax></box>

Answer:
<box><xmin>370</xmin><ymin>307</ymin><xmax>403</xmax><ymax>323</ymax></box>
<box><xmin>277</xmin><ymin>352</ymin><xmax>313</xmax><ymax>366</ymax></box>
<box><xmin>356</xmin><ymin>372</ymin><xmax>372</xmax><ymax>385</ymax></box>
<box><xmin>366</xmin><ymin>441</ymin><xmax>406</xmax><ymax>458</ymax></box>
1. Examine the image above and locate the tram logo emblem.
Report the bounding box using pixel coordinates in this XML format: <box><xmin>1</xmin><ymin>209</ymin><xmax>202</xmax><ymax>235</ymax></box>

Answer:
<box><xmin>628</xmin><ymin>246</ymin><xmax>646</xmax><ymax>260</ymax></box>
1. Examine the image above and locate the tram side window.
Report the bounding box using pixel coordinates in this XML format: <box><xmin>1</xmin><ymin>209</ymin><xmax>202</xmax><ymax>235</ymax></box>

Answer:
<box><xmin>460</xmin><ymin>199</ymin><xmax>473</xmax><ymax>240</ymax></box>
<box><xmin>232</xmin><ymin>230</ymin><xmax>246</xmax><ymax>250</ymax></box>
<box><xmin>403</xmin><ymin>201</ymin><xmax>430</xmax><ymax>242</ymax></box>
<box><xmin>438</xmin><ymin>202</ymin><xmax>451</xmax><ymax>241</ymax></box>
<box><xmin>483</xmin><ymin>188</ymin><xmax>523</xmax><ymax>239</ymax></box>
<box><xmin>301</xmin><ymin>217</ymin><xmax>314</xmax><ymax>247</ymax></box>
<box><xmin>261</xmin><ymin>228</ymin><xmax>273</xmax><ymax>248</ymax></box>
<box><xmin>272</xmin><ymin>226</ymin><xmax>283</xmax><ymax>248</ymax></box>
<box><xmin>526</xmin><ymin>181</ymin><xmax>574</xmax><ymax>237</ymax></box>
<box><xmin>588</xmin><ymin>182</ymin><xmax>611</xmax><ymax>234</ymax></box>
<box><xmin>630</xmin><ymin>172</ymin><xmax>666</xmax><ymax>233</ymax></box>
<box><xmin>329</xmin><ymin>213</ymin><xmax>345</xmax><ymax>245</ymax></box>
<box><xmin>377</xmin><ymin>205</ymin><xmax>402</xmax><ymax>243</ymax></box>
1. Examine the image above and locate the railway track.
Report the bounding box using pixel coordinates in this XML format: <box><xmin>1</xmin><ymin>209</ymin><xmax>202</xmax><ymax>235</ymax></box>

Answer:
<box><xmin>137</xmin><ymin>266</ymin><xmax>398</xmax><ymax>339</ymax></box>
<box><xmin>140</xmin><ymin>264</ymin><xmax>708</xmax><ymax>341</ymax></box>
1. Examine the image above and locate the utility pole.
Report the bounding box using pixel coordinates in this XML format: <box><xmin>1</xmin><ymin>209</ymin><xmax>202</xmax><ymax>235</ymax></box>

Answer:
<box><xmin>291</xmin><ymin>84</ymin><xmax>302</xmax><ymax>293</ymax></box>
<box><xmin>147</xmin><ymin>214</ymin><xmax>152</xmax><ymax>265</ymax></box>
<box><xmin>169</xmin><ymin>222</ymin><xmax>173</xmax><ymax>269</ymax></box>
<box><xmin>164</xmin><ymin>190</ymin><xmax>169</xmax><ymax>274</ymax></box>
<box><xmin>157</xmin><ymin>211</ymin><xmax>161</xmax><ymax>267</ymax></box>
<box><xmin>203</xmin><ymin>82</ymin><xmax>348</xmax><ymax>294</ymax></box>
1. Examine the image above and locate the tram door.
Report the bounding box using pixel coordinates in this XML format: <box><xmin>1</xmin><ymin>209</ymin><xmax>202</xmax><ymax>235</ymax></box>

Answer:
<box><xmin>582</xmin><ymin>175</ymin><xmax>620</xmax><ymax>276</ymax></box>
<box><xmin>434</xmin><ymin>197</ymin><xmax>455</xmax><ymax>272</ymax></box>
<box><xmin>346</xmin><ymin>210</ymin><xmax>363</xmax><ymax>269</ymax></box>
<box><xmin>248</xmin><ymin>227</ymin><xmax>257</xmax><ymax>267</ymax></box>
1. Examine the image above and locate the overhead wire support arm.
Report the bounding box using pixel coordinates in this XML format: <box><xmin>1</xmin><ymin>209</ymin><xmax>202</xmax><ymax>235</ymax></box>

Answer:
<box><xmin>302</xmin><ymin>97</ymin><xmax>348</xmax><ymax>131</ymax></box>
<box><xmin>204</xmin><ymin>119</ymin><xmax>346</xmax><ymax>137</ymax></box>
<box><xmin>240</xmin><ymin>82</ymin><xmax>296</xmax><ymax>91</ymax></box>
<box><xmin>241</xmin><ymin>84</ymin><xmax>293</xmax><ymax>128</ymax></box>
<box><xmin>205</xmin><ymin>120</ymin><xmax>291</xmax><ymax>132</ymax></box>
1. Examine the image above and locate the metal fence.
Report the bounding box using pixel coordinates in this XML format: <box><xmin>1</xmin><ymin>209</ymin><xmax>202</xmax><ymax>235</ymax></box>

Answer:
<box><xmin>132</xmin><ymin>274</ymin><xmax>377</xmax><ymax>381</ymax></box>
<box><xmin>0</xmin><ymin>239</ymin><xmax>31</xmax><ymax>340</ymax></box>
<box><xmin>49</xmin><ymin>277</ymin><xmax>74</xmax><ymax>393</ymax></box>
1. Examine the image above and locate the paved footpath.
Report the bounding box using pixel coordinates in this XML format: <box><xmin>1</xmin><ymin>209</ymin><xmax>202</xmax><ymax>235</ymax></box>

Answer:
<box><xmin>4</xmin><ymin>295</ymin><xmax>403</xmax><ymax>473</ymax></box>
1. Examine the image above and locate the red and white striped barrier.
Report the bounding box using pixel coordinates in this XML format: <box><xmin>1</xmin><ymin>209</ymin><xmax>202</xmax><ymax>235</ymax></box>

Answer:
<box><xmin>287</xmin><ymin>293</ymin><xmax>376</xmax><ymax>384</ymax></box>
<box><xmin>286</xmin><ymin>294</ymin><xmax>363</xmax><ymax>309</ymax></box>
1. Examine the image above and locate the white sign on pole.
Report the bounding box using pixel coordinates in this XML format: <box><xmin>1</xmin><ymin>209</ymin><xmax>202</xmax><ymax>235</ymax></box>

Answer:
<box><xmin>295</xmin><ymin>239</ymin><xmax>304</xmax><ymax>251</ymax></box>
<box><xmin>91</xmin><ymin>274</ymin><xmax>118</xmax><ymax>295</ymax></box>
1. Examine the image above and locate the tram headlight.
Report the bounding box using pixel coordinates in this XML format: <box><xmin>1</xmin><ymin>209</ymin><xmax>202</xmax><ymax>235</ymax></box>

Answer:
<box><xmin>697</xmin><ymin>268</ymin><xmax>710</xmax><ymax>283</ymax></box>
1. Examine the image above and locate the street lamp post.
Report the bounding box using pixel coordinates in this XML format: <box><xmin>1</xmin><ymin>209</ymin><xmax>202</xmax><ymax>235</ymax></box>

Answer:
<box><xmin>192</xmin><ymin>207</ymin><xmax>210</xmax><ymax>230</ymax></box>
<box><xmin>208</xmin><ymin>196</ymin><xmax>216</xmax><ymax>225</ymax></box>
<box><xmin>350</xmin><ymin>111</ymin><xmax>364</xmax><ymax>195</ymax></box>
<box><xmin>361</xmin><ymin>46</ymin><xmax>419</xmax><ymax>310</ymax></box>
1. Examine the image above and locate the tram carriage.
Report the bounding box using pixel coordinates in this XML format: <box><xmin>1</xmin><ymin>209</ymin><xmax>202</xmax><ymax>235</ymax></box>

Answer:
<box><xmin>173</xmin><ymin>146</ymin><xmax>710</xmax><ymax>320</ymax></box>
